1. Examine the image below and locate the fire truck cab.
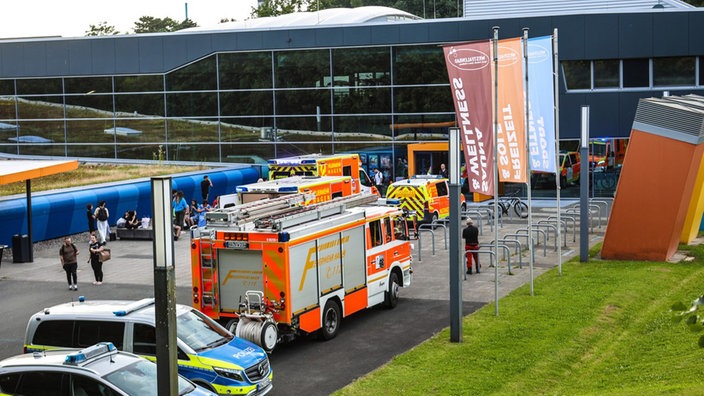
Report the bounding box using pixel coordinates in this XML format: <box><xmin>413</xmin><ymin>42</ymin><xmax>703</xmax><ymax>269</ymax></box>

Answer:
<box><xmin>191</xmin><ymin>193</ymin><xmax>413</xmax><ymax>352</ymax></box>
<box><xmin>267</xmin><ymin>153</ymin><xmax>377</xmax><ymax>195</ymax></box>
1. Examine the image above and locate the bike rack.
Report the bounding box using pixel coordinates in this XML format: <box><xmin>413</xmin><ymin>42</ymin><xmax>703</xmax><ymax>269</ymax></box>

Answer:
<box><xmin>416</xmin><ymin>226</ymin><xmax>436</xmax><ymax>261</ymax></box>
<box><xmin>429</xmin><ymin>220</ymin><xmax>448</xmax><ymax>250</ymax></box>
<box><xmin>548</xmin><ymin>215</ymin><xmax>577</xmax><ymax>243</ymax></box>
<box><xmin>516</xmin><ymin>228</ymin><xmax>548</xmax><ymax>256</ymax></box>
<box><xmin>538</xmin><ymin>219</ymin><xmax>568</xmax><ymax>248</ymax></box>
<box><xmin>476</xmin><ymin>244</ymin><xmax>513</xmax><ymax>272</ymax></box>
<box><xmin>565</xmin><ymin>204</ymin><xmax>601</xmax><ymax>232</ymax></box>
<box><xmin>589</xmin><ymin>198</ymin><xmax>611</xmax><ymax>222</ymax></box>
<box><xmin>488</xmin><ymin>239</ymin><xmax>523</xmax><ymax>269</ymax></box>
<box><xmin>532</xmin><ymin>223</ymin><xmax>559</xmax><ymax>251</ymax></box>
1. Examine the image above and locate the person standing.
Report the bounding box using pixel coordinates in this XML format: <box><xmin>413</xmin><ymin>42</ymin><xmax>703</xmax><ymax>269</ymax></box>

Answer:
<box><xmin>86</xmin><ymin>204</ymin><xmax>96</xmax><ymax>234</ymax></box>
<box><xmin>201</xmin><ymin>175</ymin><xmax>213</xmax><ymax>202</ymax></box>
<box><xmin>94</xmin><ymin>201</ymin><xmax>110</xmax><ymax>243</ymax></box>
<box><xmin>88</xmin><ymin>233</ymin><xmax>106</xmax><ymax>285</ymax></box>
<box><xmin>374</xmin><ymin>168</ymin><xmax>385</xmax><ymax>197</ymax></box>
<box><xmin>59</xmin><ymin>236</ymin><xmax>80</xmax><ymax>290</ymax></box>
<box><xmin>172</xmin><ymin>191</ymin><xmax>188</xmax><ymax>229</ymax></box>
<box><xmin>462</xmin><ymin>218</ymin><xmax>480</xmax><ymax>274</ymax></box>
<box><xmin>439</xmin><ymin>163</ymin><xmax>448</xmax><ymax>178</ymax></box>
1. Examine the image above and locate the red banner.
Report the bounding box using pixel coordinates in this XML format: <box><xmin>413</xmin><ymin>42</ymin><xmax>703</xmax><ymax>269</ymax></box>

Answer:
<box><xmin>494</xmin><ymin>37</ymin><xmax>527</xmax><ymax>183</ymax></box>
<box><xmin>443</xmin><ymin>41</ymin><xmax>494</xmax><ymax>196</ymax></box>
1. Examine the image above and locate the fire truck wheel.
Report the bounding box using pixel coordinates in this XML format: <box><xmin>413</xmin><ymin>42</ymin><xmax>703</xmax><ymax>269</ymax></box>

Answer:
<box><xmin>384</xmin><ymin>271</ymin><xmax>400</xmax><ymax>309</ymax></box>
<box><xmin>319</xmin><ymin>300</ymin><xmax>341</xmax><ymax>341</ymax></box>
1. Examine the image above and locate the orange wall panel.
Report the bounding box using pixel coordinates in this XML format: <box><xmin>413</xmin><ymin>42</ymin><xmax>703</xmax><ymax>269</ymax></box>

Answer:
<box><xmin>602</xmin><ymin>129</ymin><xmax>698</xmax><ymax>261</ymax></box>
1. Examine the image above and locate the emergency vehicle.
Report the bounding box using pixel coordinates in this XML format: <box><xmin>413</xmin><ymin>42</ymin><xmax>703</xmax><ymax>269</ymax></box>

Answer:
<box><xmin>267</xmin><ymin>153</ymin><xmax>377</xmax><ymax>195</ymax></box>
<box><xmin>236</xmin><ymin>175</ymin><xmax>354</xmax><ymax>205</ymax></box>
<box><xmin>190</xmin><ymin>193</ymin><xmax>413</xmax><ymax>352</ymax></box>
<box><xmin>385</xmin><ymin>175</ymin><xmax>466</xmax><ymax>224</ymax></box>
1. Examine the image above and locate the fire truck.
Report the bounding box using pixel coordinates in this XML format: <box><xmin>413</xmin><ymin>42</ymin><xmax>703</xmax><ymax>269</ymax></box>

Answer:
<box><xmin>236</xmin><ymin>175</ymin><xmax>354</xmax><ymax>205</ymax></box>
<box><xmin>267</xmin><ymin>153</ymin><xmax>377</xmax><ymax>195</ymax></box>
<box><xmin>190</xmin><ymin>193</ymin><xmax>414</xmax><ymax>352</ymax></box>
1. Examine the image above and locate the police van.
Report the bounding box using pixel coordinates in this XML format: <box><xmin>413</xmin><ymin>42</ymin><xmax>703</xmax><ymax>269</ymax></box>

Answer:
<box><xmin>23</xmin><ymin>298</ymin><xmax>273</xmax><ymax>395</ymax></box>
<box><xmin>385</xmin><ymin>175</ymin><xmax>466</xmax><ymax>224</ymax></box>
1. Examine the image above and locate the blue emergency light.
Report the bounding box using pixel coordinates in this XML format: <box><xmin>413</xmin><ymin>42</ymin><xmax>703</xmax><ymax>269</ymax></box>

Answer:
<box><xmin>279</xmin><ymin>186</ymin><xmax>298</xmax><ymax>192</ymax></box>
<box><xmin>64</xmin><ymin>342</ymin><xmax>116</xmax><ymax>365</ymax></box>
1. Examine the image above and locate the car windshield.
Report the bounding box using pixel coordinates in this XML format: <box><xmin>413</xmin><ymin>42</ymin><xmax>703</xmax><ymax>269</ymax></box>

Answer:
<box><xmin>103</xmin><ymin>359</ymin><xmax>195</xmax><ymax>395</ymax></box>
<box><xmin>177</xmin><ymin>309</ymin><xmax>233</xmax><ymax>352</ymax></box>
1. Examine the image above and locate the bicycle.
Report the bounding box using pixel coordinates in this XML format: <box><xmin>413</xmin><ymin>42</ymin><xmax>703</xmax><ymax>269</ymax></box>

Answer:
<box><xmin>492</xmin><ymin>191</ymin><xmax>529</xmax><ymax>219</ymax></box>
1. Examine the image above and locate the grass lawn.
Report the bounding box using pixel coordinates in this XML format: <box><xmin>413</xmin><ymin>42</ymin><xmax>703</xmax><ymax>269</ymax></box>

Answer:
<box><xmin>336</xmin><ymin>243</ymin><xmax>704</xmax><ymax>395</ymax></box>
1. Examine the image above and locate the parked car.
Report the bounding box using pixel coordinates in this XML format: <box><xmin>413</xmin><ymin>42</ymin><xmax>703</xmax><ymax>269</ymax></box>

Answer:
<box><xmin>0</xmin><ymin>342</ymin><xmax>216</xmax><ymax>395</ymax></box>
<box><xmin>23</xmin><ymin>298</ymin><xmax>273</xmax><ymax>395</ymax></box>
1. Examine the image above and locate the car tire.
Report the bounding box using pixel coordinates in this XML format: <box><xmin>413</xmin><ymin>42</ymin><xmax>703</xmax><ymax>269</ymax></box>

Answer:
<box><xmin>384</xmin><ymin>271</ymin><xmax>400</xmax><ymax>309</ymax></box>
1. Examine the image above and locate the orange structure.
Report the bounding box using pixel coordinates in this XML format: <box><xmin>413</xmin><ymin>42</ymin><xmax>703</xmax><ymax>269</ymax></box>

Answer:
<box><xmin>602</xmin><ymin>95</ymin><xmax>704</xmax><ymax>261</ymax></box>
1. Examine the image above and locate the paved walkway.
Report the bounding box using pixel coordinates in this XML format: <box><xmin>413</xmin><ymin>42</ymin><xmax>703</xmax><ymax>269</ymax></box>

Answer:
<box><xmin>0</xmin><ymin>198</ymin><xmax>610</xmax><ymax>306</ymax></box>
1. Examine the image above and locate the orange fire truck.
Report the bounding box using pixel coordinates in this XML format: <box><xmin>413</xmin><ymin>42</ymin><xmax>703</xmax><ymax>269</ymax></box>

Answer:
<box><xmin>267</xmin><ymin>153</ymin><xmax>377</xmax><ymax>195</ymax></box>
<box><xmin>191</xmin><ymin>193</ymin><xmax>414</xmax><ymax>352</ymax></box>
<box><xmin>235</xmin><ymin>175</ymin><xmax>354</xmax><ymax>205</ymax></box>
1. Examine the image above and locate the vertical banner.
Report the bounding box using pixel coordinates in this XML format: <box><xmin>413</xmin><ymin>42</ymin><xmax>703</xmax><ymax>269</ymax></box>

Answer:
<box><xmin>443</xmin><ymin>41</ymin><xmax>495</xmax><ymax>196</ymax></box>
<box><xmin>527</xmin><ymin>36</ymin><xmax>557</xmax><ymax>173</ymax></box>
<box><xmin>494</xmin><ymin>37</ymin><xmax>527</xmax><ymax>183</ymax></box>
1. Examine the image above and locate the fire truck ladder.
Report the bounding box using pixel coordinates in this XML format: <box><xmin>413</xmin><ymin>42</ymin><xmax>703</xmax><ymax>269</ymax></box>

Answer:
<box><xmin>204</xmin><ymin>192</ymin><xmax>315</xmax><ymax>228</ymax></box>
<box><xmin>199</xmin><ymin>234</ymin><xmax>217</xmax><ymax>309</ymax></box>
<box><xmin>254</xmin><ymin>193</ymin><xmax>380</xmax><ymax>231</ymax></box>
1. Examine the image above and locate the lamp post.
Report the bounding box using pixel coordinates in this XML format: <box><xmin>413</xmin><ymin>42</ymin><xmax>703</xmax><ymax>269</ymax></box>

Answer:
<box><xmin>151</xmin><ymin>177</ymin><xmax>178</xmax><ymax>396</ymax></box>
<box><xmin>448</xmin><ymin>127</ymin><xmax>462</xmax><ymax>342</ymax></box>
<box><xmin>580</xmin><ymin>107</ymin><xmax>590</xmax><ymax>262</ymax></box>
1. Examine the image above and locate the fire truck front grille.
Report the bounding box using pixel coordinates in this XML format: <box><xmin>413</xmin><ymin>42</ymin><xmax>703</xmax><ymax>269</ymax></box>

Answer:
<box><xmin>245</xmin><ymin>357</ymin><xmax>271</xmax><ymax>382</ymax></box>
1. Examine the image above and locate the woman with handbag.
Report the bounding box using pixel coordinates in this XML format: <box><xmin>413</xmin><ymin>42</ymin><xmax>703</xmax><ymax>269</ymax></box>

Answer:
<box><xmin>88</xmin><ymin>233</ymin><xmax>107</xmax><ymax>285</ymax></box>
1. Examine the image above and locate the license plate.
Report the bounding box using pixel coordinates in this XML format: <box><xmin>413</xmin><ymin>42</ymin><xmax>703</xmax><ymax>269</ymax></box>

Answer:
<box><xmin>258</xmin><ymin>377</ymin><xmax>271</xmax><ymax>391</ymax></box>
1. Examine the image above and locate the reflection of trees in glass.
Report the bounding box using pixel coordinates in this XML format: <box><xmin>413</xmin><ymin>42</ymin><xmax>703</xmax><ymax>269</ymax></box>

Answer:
<box><xmin>166</xmin><ymin>56</ymin><xmax>217</xmax><ymax>91</ymax></box>
<box><xmin>219</xmin><ymin>52</ymin><xmax>273</xmax><ymax>89</ymax></box>
<box><xmin>221</xmin><ymin>91</ymin><xmax>273</xmax><ymax>116</ymax></box>
<box><xmin>275</xmin><ymin>50</ymin><xmax>330</xmax><ymax>88</ymax></box>
<box><xmin>561</xmin><ymin>60</ymin><xmax>591</xmax><ymax>90</ymax></box>
<box><xmin>275</xmin><ymin>89</ymin><xmax>330</xmax><ymax>116</ymax></box>
<box><xmin>16</xmin><ymin>78</ymin><xmax>62</xmax><ymax>95</ymax></box>
<box><xmin>393</xmin><ymin>45</ymin><xmax>448</xmax><ymax>85</ymax></box>
<box><xmin>394</xmin><ymin>86</ymin><xmax>452</xmax><ymax>113</ymax></box>
<box><xmin>653</xmin><ymin>57</ymin><xmax>695</xmax><ymax>86</ymax></box>
<box><xmin>64</xmin><ymin>77</ymin><xmax>112</xmax><ymax>94</ymax></box>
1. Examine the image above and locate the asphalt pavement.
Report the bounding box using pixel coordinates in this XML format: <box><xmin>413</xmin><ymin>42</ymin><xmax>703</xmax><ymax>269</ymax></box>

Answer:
<box><xmin>0</xmin><ymin>197</ymin><xmax>610</xmax><ymax>395</ymax></box>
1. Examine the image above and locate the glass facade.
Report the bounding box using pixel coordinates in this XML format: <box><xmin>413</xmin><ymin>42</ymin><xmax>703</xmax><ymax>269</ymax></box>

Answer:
<box><xmin>0</xmin><ymin>46</ymin><xmax>456</xmax><ymax>166</ymax></box>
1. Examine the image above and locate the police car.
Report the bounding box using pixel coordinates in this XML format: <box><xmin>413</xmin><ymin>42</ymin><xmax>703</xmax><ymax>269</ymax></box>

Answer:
<box><xmin>0</xmin><ymin>342</ymin><xmax>215</xmax><ymax>395</ymax></box>
<box><xmin>24</xmin><ymin>298</ymin><xmax>273</xmax><ymax>395</ymax></box>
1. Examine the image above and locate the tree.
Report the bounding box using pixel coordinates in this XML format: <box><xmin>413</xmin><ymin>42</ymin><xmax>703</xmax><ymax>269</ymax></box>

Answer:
<box><xmin>133</xmin><ymin>16</ymin><xmax>198</xmax><ymax>33</ymax></box>
<box><xmin>85</xmin><ymin>22</ymin><xmax>120</xmax><ymax>36</ymax></box>
<box><xmin>251</xmin><ymin>0</ymin><xmax>310</xmax><ymax>18</ymax></box>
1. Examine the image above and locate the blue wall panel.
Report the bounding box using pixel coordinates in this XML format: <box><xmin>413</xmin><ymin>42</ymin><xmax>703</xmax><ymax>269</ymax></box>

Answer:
<box><xmin>0</xmin><ymin>166</ymin><xmax>260</xmax><ymax>245</ymax></box>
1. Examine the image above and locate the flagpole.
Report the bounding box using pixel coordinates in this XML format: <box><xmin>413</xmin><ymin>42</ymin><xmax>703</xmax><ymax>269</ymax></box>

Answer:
<box><xmin>553</xmin><ymin>28</ymin><xmax>562</xmax><ymax>276</ymax></box>
<box><xmin>523</xmin><ymin>28</ymin><xmax>534</xmax><ymax>296</ymax></box>
<box><xmin>492</xmin><ymin>26</ymin><xmax>500</xmax><ymax>316</ymax></box>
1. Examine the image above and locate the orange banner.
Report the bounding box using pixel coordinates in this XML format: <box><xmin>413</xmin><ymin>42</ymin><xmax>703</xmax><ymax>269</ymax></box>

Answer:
<box><xmin>493</xmin><ymin>37</ymin><xmax>527</xmax><ymax>183</ymax></box>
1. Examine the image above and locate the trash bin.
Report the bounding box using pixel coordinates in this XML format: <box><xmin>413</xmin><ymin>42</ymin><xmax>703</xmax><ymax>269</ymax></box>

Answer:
<box><xmin>12</xmin><ymin>234</ymin><xmax>31</xmax><ymax>263</ymax></box>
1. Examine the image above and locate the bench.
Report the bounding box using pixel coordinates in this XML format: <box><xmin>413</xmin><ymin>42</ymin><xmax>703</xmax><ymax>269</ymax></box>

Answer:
<box><xmin>116</xmin><ymin>228</ymin><xmax>153</xmax><ymax>240</ymax></box>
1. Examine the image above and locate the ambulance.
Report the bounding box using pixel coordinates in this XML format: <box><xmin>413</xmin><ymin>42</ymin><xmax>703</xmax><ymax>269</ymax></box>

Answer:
<box><xmin>385</xmin><ymin>175</ymin><xmax>466</xmax><ymax>225</ymax></box>
<box><xmin>267</xmin><ymin>153</ymin><xmax>377</xmax><ymax>195</ymax></box>
<box><xmin>190</xmin><ymin>193</ymin><xmax>413</xmax><ymax>352</ymax></box>
<box><xmin>236</xmin><ymin>175</ymin><xmax>354</xmax><ymax>205</ymax></box>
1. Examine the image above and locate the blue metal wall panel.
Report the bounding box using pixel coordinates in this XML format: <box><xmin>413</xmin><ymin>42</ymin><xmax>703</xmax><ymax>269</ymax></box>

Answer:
<box><xmin>114</xmin><ymin>38</ymin><xmax>141</xmax><ymax>73</ymax></box>
<box><xmin>90</xmin><ymin>39</ymin><xmax>116</xmax><ymax>75</ymax></box>
<box><xmin>137</xmin><ymin>36</ymin><xmax>166</xmax><ymax>73</ymax></box>
<box><xmin>22</xmin><ymin>42</ymin><xmax>48</xmax><ymax>76</ymax></box>
<box><xmin>45</xmin><ymin>42</ymin><xmax>70</xmax><ymax>76</ymax></box>
<box><xmin>585</xmin><ymin>14</ymin><xmax>619</xmax><ymax>59</ymax></box>
<box><xmin>557</xmin><ymin>15</ymin><xmax>586</xmax><ymax>60</ymax></box>
<box><xmin>0</xmin><ymin>167</ymin><xmax>261</xmax><ymax>245</ymax></box>
<box><xmin>653</xmin><ymin>13</ymin><xmax>690</xmax><ymax>56</ymax></box>
<box><xmin>619</xmin><ymin>14</ymin><xmax>653</xmax><ymax>58</ymax></box>
<box><xmin>67</xmin><ymin>40</ymin><xmax>93</xmax><ymax>75</ymax></box>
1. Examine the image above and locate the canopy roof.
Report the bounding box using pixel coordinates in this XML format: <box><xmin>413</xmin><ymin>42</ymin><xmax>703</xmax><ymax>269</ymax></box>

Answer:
<box><xmin>0</xmin><ymin>160</ymin><xmax>78</xmax><ymax>185</ymax></box>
